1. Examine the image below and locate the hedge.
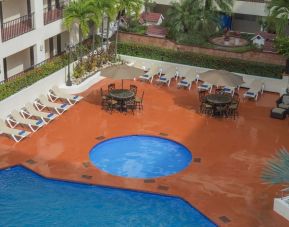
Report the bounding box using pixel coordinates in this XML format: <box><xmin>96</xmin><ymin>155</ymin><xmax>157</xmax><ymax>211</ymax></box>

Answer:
<box><xmin>118</xmin><ymin>42</ymin><xmax>283</xmax><ymax>79</ymax></box>
<box><xmin>0</xmin><ymin>55</ymin><xmax>68</xmax><ymax>101</ymax></box>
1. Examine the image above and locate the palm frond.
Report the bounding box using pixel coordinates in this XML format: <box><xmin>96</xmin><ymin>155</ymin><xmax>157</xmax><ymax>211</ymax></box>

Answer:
<box><xmin>261</xmin><ymin>148</ymin><xmax>289</xmax><ymax>185</ymax></box>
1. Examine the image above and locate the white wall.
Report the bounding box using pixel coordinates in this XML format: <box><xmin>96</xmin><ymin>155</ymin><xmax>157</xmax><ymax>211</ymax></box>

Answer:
<box><xmin>274</xmin><ymin>197</ymin><xmax>289</xmax><ymax>221</ymax></box>
<box><xmin>120</xmin><ymin>55</ymin><xmax>289</xmax><ymax>95</ymax></box>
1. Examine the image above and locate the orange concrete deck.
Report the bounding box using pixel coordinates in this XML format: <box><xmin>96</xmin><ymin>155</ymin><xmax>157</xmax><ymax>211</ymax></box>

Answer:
<box><xmin>0</xmin><ymin>79</ymin><xmax>288</xmax><ymax>226</ymax></box>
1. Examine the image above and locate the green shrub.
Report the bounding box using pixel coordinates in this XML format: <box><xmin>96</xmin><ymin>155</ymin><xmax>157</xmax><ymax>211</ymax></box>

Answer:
<box><xmin>0</xmin><ymin>55</ymin><xmax>68</xmax><ymax>101</ymax></box>
<box><xmin>118</xmin><ymin>42</ymin><xmax>283</xmax><ymax>79</ymax></box>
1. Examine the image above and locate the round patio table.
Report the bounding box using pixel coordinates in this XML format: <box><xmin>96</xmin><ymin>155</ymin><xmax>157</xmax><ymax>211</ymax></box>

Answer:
<box><xmin>108</xmin><ymin>89</ymin><xmax>135</xmax><ymax>111</ymax></box>
<box><xmin>206</xmin><ymin>94</ymin><xmax>232</xmax><ymax>105</ymax></box>
<box><xmin>205</xmin><ymin>94</ymin><xmax>233</xmax><ymax>117</ymax></box>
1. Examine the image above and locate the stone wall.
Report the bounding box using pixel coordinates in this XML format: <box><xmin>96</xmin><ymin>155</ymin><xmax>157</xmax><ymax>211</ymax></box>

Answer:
<box><xmin>119</xmin><ymin>32</ymin><xmax>286</xmax><ymax>66</ymax></box>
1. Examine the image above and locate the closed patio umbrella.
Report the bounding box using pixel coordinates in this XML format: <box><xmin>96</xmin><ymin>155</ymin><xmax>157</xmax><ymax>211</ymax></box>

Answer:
<box><xmin>100</xmin><ymin>64</ymin><xmax>145</xmax><ymax>89</ymax></box>
<box><xmin>199</xmin><ymin>70</ymin><xmax>244</xmax><ymax>87</ymax></box>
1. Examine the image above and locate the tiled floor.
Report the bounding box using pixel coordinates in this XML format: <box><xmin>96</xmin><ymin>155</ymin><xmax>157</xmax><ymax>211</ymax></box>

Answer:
<box><xmin>0</xmin><ymin>79</ymin><xmax>288</xmax><ymax>226</ymax></box>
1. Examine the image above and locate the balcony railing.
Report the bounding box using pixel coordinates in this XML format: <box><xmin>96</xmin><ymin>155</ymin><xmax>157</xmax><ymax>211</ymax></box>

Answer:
<box><xmin>44</xmin><ymin>4</ymin><xmax>65</xmax><ymax>25</ymax></box>
<box><xmin>1</xmin><ymin>13</ymin><xmax>35</xmax><ymax>42</ymax></box>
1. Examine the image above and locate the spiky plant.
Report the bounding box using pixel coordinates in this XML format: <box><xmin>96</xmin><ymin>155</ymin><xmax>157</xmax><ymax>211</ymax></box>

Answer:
<box><xmin>262</xmin><ymin>148</ymin><xmax>289</xmax><ymax>185</ymax></box>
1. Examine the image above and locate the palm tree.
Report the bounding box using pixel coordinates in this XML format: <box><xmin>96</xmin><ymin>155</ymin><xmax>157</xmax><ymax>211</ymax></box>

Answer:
<box><xmin>204</xmin><ymin>0</ymin><xmax>234</xmax><ymax>13</ymax></box>
<box><xmin>262</xmin><ymin>148</ymin><xmax>289</xmax><ymax>185</ymax></box>
<box><xmin>64</xmin><ymin>0</ymin><xmax>93</xmax><ymax>60</ymax></box>
<box><xmin>89</xmin><ymin>0</ymin><xmax>116</xmax><ymax>51</ymax></box>
<box><xmin>114</xmin><ymin>0</ymin><xmax>144</xmax><ymax>57</ymax></box>
<box><xmin>166</xmin><ymin>0</ymin><xmax>220</xmax><ymax>40</ymax></box>
<box><xmin>268</xmin><ymin>0</ymin><xmax>289</xmax><ymax>36</ymax></box>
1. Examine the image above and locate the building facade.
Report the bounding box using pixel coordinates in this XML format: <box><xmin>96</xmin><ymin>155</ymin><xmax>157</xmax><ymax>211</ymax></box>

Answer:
<box><xmin>0</xmin><ymin>0</ymin><xmax>79</xmax><ymax>82</ymax></box>
<box><xmin>154</xmin><ymin>0</ymin><xmax>270</xmax><ymax>33</ymax></box>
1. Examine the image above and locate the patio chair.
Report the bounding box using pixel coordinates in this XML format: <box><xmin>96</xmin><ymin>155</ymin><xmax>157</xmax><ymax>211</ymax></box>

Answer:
<box><xmin>139</xmin><ymin>65</ymin><xmax>161</xmax><ymax>83</ymax></box>
<box><xmin>129</xmin><ymin>85</ymin><xmax>138</xmax><ymax>95</ymax></box>
<box><xmin>155</xmin><ymin>68</ymin><xmax>177</xmax><ymax>87</ymax></box>
<box><xmin>228</xmin><ymin>100</ymin><xmax>239</xmax><ymax>119</ymax></box>
<box><xmin>6</xmin><ymin>110</ymin><xmax>45</xmax><ymax>132</ymax></box>
<box><xmin>0</xmin><ymin>119</ymin><xmax>30</xmax><ymax>142</ymax></box>
<box><xmin>135</xmin><ymin>91</ymin><xmax>144</xmax><ymax>110</ymax></box>
<box><xmin>198</xmin><ymin>82</ymin><xmax>213</xmax><ymax>93</ymax></box>
<box><xmin>34</xmin><ymin>95</ymin><xmax>70</xmax><ymax>115</ymax></box>
<box><xmin>276</xmin><ymin>94</ymin><xmax>289</xmax><ymax>113</ymax></box>
<box><xmin>48</xmin><ymin>86</ymin><xmax>83</xmax><ymax>105</ymax></box>
<box><xmin>20</xmin><ymin>103</ymin><xmax>57</xmax><ymax>124</ymax></box>
<box><xmin>177</xmin><ymin>69</ymin><xmax>199</xmax><ymax>90</ymax></box>
<box><xmin>108</xmin><ymin>83</ymin><xmax>116</xmax><ymax>92</ymax></box>
<box><xmin>243</xmin><ymin>80</ymin><xmax>265</xmax><ymax>101</ymax></box>
<box><xmin>124</xmin><ymin>99</ymin><xmax>137</xmax><ymax>115</ymax></box>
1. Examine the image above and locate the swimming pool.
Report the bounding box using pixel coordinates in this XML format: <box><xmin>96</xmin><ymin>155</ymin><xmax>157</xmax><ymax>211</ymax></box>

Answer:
<box><xmin>89</xmin><ymin>135</ymin><xmax>192</xmax><ymax>178</ymax></box>
<box><xmin>0</xmin><ymin>166</ymin><xmax>217</xmax><ymax>226</ymax></box>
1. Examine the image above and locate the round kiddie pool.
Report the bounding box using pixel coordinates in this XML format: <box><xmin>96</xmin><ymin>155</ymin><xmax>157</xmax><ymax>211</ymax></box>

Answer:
<box><xmin>89</xmin><ymin>135</ymin><xmax>192</xmax><ymax>178</ymax></box>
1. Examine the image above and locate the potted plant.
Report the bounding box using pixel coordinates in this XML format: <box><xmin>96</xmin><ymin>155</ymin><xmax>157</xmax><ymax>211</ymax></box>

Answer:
<box><xmin>262</xmin><ymin>147</ymin><xmax>289</xmax><ymax>221</ymax></box>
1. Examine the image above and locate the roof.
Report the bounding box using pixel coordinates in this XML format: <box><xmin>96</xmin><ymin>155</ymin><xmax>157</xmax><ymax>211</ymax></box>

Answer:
<box><xmin>140</xmin><ymin>12</ymin><xmax>163</xmax><ymax>24</ymax></box>
<box><xmin>254</xmin><ymin>32</ymin><xmax>276</xmax><ymax>41</ymax></box>
<box><xmin>146</xmin><ymin>25</ymin><xmax>167</xmax><ymax>38</ymax></box>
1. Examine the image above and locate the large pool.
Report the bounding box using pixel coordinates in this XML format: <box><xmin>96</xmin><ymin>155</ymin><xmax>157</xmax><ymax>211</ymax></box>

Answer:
<box><xmin>0</xmin><ymin>166</ymin><xmax>217</xmax><ymax>226</ymax></box>
<box><xmin>89</xmin><ymin>135</ymin><xmax>192</xmax><ymax>178</ymax></box>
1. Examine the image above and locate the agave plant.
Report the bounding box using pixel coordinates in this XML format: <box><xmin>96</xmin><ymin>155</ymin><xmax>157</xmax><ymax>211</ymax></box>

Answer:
<box><xmin>262</xmin><ymin>147</ymin><xmax>289</xmax><ymax>185</ymax></box>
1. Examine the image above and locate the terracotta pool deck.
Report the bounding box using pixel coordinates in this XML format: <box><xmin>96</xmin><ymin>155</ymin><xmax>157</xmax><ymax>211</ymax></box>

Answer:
<box><xmin>0</xmin><ymin>79</ymin><xmax>288</xmax><ymax>226</ymax></box>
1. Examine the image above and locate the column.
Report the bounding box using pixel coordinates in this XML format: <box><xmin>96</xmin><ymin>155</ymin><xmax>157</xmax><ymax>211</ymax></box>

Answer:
<box><xmin>0</xmin><ymin>58</ymin><xmax>4</xmax><ymax>82</ymax></box>
<box><xmin>31</xmin><ymin>0</ymin><xmax>45</xmax><ymax>64</ymax></box>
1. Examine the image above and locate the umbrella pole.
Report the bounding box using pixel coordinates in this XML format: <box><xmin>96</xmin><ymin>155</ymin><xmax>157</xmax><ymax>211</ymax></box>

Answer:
<box><xmin>122</xmin><ymin>80</ymin><xmax>124</xmax><ymax>90</ymax></box>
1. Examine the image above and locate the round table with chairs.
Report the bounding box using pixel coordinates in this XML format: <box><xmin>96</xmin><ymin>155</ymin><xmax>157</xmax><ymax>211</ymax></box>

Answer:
<box><xmin>205</xmin><ymin>94</ymin><xmax>233</xmax><ymax>105</ymax></box>
<box><xmin>202</xmin><ymin>94</ymin><xmax>233</xmax><ymax>117</ymax></box>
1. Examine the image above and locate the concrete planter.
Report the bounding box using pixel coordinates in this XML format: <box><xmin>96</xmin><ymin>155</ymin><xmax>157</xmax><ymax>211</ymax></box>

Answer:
<box><xmin>274</xmin><ymin>197</ymin><xmax>289</xmax><ymax>221</ymax></box>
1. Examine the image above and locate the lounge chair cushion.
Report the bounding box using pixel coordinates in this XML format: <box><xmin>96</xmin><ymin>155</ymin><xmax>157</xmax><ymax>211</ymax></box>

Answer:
<box><xmin>180</xmin><ymin>81</ymin><xmax>188</xmax><ymax>85</ymax></box>
<box><xmin>223</xmin><ymin>88</ymin><xmax>231</xmax><ymax>92</ymax></box>
<box><xmin>61</xmin><ymin>103</ymin><xmax>68</xmax><ymax>108</ymax></box>
<box><xmin>282</xmin><ymin>95</ymin><xmax>289</xmax><ymax>105</ymax></box>
<box><xmin>73</xmin><ymin>95</ymin><xmax>79</xmax><ymax>100</ymax></box>
<box><xmin>36</xmin><ymin>120</ymin><xmax>43</xmax><ymax>125</ymax></box>
<box><xmin>159</xmin><ymin>77</ymin><xmax>166</xmax><ymax>81</ymax></box>
<box><xmin>18</xmin><ymin>130</ymin><xmax>26</xmax><ymax>136</ymax></box>
<box><xmin>246</xmin><ymin>92</ymin><xmax>255</xmax><ymax>96</ymax></box>
<box><xmin>47</xmin><ymin>113</ymin><xmax>54</xmax><ymax>118</ymax></box>
<box><xmin>278</xmin><ymin>103</ymin><xmax>289</xmax><ymax>110</ymax></box>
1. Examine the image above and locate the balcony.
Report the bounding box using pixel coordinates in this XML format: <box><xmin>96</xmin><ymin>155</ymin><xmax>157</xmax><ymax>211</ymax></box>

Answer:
<box><xmin>44</xmin><ymin>5</ymin><xmax>65</xmax><ymax>25</ymax></box>
<box><xmin>1</xmin><ymin>14</ymin><xmax>35</xmax><ymax>42</ymax></box>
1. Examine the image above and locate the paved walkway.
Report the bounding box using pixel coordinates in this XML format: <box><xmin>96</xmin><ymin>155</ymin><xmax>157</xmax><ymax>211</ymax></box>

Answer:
<box><xmin>0</xmin><ymin>79</ymin><xmax>288</xmax><ymax>226</ymax></box>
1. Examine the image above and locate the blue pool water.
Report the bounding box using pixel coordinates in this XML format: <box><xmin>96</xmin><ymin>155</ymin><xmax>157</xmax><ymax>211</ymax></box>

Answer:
<box><xmin>89</xmin><ymin>135</ymin><xmax>193</xmax><ymax>178</ymax></box>
<box><xmin>0</xmin><ymin>166</ymin><xmax>217</xmax><ymax>226</ymax></box>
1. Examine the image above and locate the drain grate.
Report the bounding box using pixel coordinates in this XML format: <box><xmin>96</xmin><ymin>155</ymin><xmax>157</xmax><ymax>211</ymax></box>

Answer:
<box><xmin>26</xmin><ymin>159</ymin><xmax>36</xmax><ymax>164</ymax></box>
<box><xmin>144</xmin><ymin>179</ymin><xmax>156</xmax><ymax>184</ymax></box>
<box><xmin>96</xmin><ymin>136</ymin><xmax>105</xmax><ymax>140</ymax></box>
<box><xmin>193</xmin><ymin>158</ymin><xmax>202</xmax><ymax>163</ymax></box>
<box><xmin>81</xmin><ymin>174</ymin><xmax>92</xmax><ymax>180</ymax></box>
<box><xmin>82</xmin><ymin>162</ymin><xmax>90</xmax><ymax>168</ymax></box>
<box><xmin>157</xmin><ymin>185</ymin><xmax>169</xmax><ymax>191</ymax></box>
<box><xmin>159</xmin><ymin>132</ymin><xmax>168</xmax><ymax>137</ymax></box>
<box><xmin>219</xmin><ymin>216</ymin><xmax>231</xmax><ymax>223</ymax></box>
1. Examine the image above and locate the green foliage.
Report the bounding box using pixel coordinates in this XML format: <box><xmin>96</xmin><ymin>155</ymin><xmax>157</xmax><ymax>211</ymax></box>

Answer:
<box><xmin>73</xmin><ymin>62</ymin><xmax>86</xmax><ymax>79</ymax></box>
<box><xmin>262</xmin><ymin>148</ymin><xmax>289</xmax><ymax>185</ymax></box>
<box><xmin>118</xmin><ymin>42</ymin><xmax>283</xmax><ymax>79</ymax></box>
<box><xmin>0</xmin><ymin>56</ymin><xmax>68</xmax><ymax>101</ymax></box>
<box><xmin>121</xmin><ymin>19</ymin><xmax>146</xmax><ymax>35</ymax></box>
<box><xmin>267</xmin><ymin>0</ymin><xmax>289</xmax><ymax>36</ymax></box>
<box><xmin>275</xmin><ymin>37</ymin><xmax>289</xmax><ymax>58</ymax></box>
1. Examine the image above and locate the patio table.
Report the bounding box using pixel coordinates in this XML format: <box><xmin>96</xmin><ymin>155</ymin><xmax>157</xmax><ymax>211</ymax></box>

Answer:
<box><xmin>108</xmin><ymin>89</ymin><xmax>135</xmax><ymax>111</ymax></box>
<box><xmin>205</xmin><ymin>94</ymin><xmax>233</xmax><ymax>116</ymax></box>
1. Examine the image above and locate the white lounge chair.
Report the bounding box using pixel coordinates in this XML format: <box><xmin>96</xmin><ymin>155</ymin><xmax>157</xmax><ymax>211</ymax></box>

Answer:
<box><xmin>155</xmin><ymin>67</ymin><xmax>177</xmax><ymax>86</ymax></box>
<box><xmin>198</xmin><ymin>82</ymin><xmax>213</xmax><ymax>93</ymax></box>
<box><xmin>6</xmin><ymin>110</ymin><xmax>45</xmax><ymax>132</ymax></box>
<box><xmin>243</xmin><ymin>80</ymin><xmax>265</xmax><ymax>100</ymax></box>
<box><xmin>177</xmin><ymin>69</ymin><xmax>199</xmax><ymax>90</ymax></box>
<box><xmin>175</xmin><ymin>67</ymin><xmax>193</xmax><ymax>80</ymax></box>
<box><xmin>223</xmin><ymin>86</ymin><xmax>235</xmax><ymax>96</ymax></box>
<box><xmin>48</xmin><ymin>86</ymin><xmax>83</xmax><ymax>105</ymax></box>
<box><xmin>20</xmin><ymin>103</ymin><xmax>57</xmax><ymax>124</ymax></box>
<box><xmin>34</xmin><ymin>95</ymin><xmax>70</xmax><ymax>115</ymax></box>
<box><xmin>139</xmin><ymin>65</ymin><xmax>160</xmax><ymax>83</ymax></box>
<box><xmin>0</xmin><ymin>119</ymin><xmax>30</xmax><ymax>142</ymax></box>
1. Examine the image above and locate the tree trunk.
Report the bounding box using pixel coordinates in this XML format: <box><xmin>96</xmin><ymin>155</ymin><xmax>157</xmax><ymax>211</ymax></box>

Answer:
<box><xmin>115</xmin><ymin>19</ymin><xmax>120</xmax><ymax>60</ymax></box>
<box><xmin>286</xmin><ymin>58</ymin><xmax>289</xmax><ymax>74</ymax></box>
<box><xmin>106</xmin><ymin>17</ymin><xmax>110</xmax><ymax>51</ymax></box>
<box><xmin>101</xmin><ymin>13</ymin><xmax>104</xmax><ymax>49</ymax></box>
<box><xmin>79</xmin><ymin>29</ymin><xmax>83</xmax><ymax>62</ymax></box>
<box><xmin>92</xmin><ymin>24</ymin><xmax>95</xmax><ymax>54</ymax></box>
